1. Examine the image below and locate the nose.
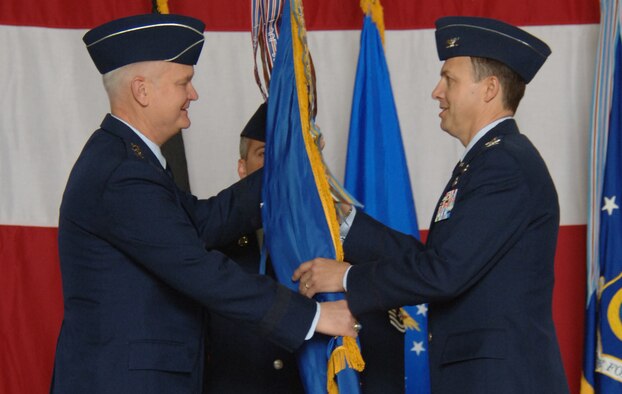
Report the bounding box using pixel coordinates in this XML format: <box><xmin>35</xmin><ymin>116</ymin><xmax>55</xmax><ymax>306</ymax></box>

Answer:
<box><xmin>188</xmin><ymin>82</ymin><xmax>199</xmax><ymax>101</ymax></box>
<box><xmin>431</xmin><ymin>79</ymin><xmax>443</xmax><ymax>101</ymax></box>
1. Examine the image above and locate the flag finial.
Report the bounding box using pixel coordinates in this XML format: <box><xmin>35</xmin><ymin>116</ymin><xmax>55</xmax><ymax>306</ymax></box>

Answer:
<box><xmin>152</xmin><ymin>0</ymin><xmax>169</xmax><ymax>14</ymax></box>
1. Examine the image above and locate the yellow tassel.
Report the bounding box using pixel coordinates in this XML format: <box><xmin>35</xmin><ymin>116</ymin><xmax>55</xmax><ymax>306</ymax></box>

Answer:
<box><xmin>157</xmin><ymin>0</ymin><xmax>169</xmax><ymax>14</ymax></box>
<box><xmin>359</xmin><ymin>0</ymin><xmax>385</xmax><ymax>47</ymax></box>
<box><xmin>400</xmin><ymin>307</ymin><xmax>421</xmax><ymax>331</ymax></box>
<box><xmin>326</xmin><ymin>337</ymin><xmax>366</xmax><ymax>394</ymax></box>
<box><xmin>291</xmin><ymin>0</ymin><xmax>344</xmax><ymax>261</ymax></box>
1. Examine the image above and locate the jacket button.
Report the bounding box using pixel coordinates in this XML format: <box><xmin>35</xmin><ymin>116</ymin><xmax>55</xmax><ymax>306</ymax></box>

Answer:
<box><xmin>428</xmin><ymin>332</ymin><xmax>432</xmax><ymax>343</ymax></box>
<box><xmin>237</xmin><ymin>236</ymin><xmax>249</xmax><ymax>247</ymax></box>
<box><xmin>273</xmin><ymin>359</ymin><xmax>284</xmax><ymax>370</ymax></box>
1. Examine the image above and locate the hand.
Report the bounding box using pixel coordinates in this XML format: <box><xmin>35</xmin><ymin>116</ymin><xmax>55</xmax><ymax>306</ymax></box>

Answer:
<box><xmin>315</xmin><ymin>299</ymin><xmax>358</xmax><ymax>338</ymax></box>
<box><xmin>292</xmin><ymin>257</ymin><xmax>351</xmax><ymax>297</ymax></box>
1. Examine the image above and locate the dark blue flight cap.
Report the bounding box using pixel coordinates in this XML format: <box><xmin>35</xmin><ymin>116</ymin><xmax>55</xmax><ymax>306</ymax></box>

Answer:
<box><xmin>240</xmin><ymin>102</ymin><xmax>267</xmax><ymax>142</ymax></box>
<box><xmin>83</xmin><ymin>14</ymin><xmax>205</xmax><ymax>74</ymax></box>
<box><xmin>435</xmin><ymin>16</ymin><xmax>551</xmax><ymax>83</ymax></box>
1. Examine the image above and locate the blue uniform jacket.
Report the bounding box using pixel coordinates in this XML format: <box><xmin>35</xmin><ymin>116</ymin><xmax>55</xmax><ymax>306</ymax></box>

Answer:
<box><xmin>51</xmin><ymin>114</ymin><xmax>316</xmax><ymax>393</ymax></box>
<box><xmin>205</xmin><ymin>233</ymin><xmax>305</xmax><ymax>393</ymax></box>
<box><xmin>343</xmin><ymin>119</ymin><xmax>569</xmax><ymax>393</ymax></box>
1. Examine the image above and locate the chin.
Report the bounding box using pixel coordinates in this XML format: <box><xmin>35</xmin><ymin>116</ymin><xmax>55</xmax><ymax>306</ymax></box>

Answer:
<box><xmin>178</xmin><ymin>119</ymin><xmax>191</xmax><ymax>130</ymax></box>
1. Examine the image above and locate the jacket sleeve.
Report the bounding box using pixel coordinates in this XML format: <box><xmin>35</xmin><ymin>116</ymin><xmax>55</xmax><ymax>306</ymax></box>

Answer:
<box><xmin>101</xmin><ymin>162</ymin><xmax>314</xmax><ymax>351</ymax></box>
<box><xmin>182</xmin><ymin>168</ymin><xmax>263</xmax><ymax>249</ymax></box>
<box><xmin>344</xmin><ymin>149</ymin><xmax>537</xmax><ymax>315</ymax></box>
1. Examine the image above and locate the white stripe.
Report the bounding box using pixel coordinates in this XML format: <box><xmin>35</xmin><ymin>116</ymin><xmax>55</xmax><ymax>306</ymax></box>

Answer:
<box><xmin>164</xmin><ymin>38</ymin><xmax>205</xmax><ymax>62</ymax></box>
<box><xmin>0</xmin><ymin>25</ymin><xmax>599</xmax><ymax>228</ymax></box>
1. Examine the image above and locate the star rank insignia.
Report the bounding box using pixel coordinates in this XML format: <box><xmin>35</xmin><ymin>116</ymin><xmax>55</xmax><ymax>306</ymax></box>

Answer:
<box><xmin>130</xmin><ymin>143</ymin><xmax>144</xmax><ymax>159</ymax></box>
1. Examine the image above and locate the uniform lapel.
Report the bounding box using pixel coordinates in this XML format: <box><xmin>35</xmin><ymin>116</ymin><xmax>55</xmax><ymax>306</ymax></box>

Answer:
<box><xmin>427</xmin><ymin>119</ymin><xmax>520</xmax><ymax>234</ymax></box>
<box><xmin>100</xmin><ymin>114</ymin><xmax>198</xmax><ymax>227</ymax></box>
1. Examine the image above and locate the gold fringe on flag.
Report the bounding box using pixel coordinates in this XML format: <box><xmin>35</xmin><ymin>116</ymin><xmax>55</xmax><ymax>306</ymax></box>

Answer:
<box><xmin>290</xmin><ymin>1</ymin><xmax>365</xmax><ymax>392</ymax></box>
<box><xmin>326</xmin><ymin>337</ymin><xmax>366</xmax><ymax>394</ymax></box>
<box><xmin>290</xmin><ymin>0</ymin><xmax>344</xmax><ymax>260</ymax></box>
<box><xmin>360</xmin><ymin>0</ymin><xmax>385</xmax><ymax>47</ymax></box>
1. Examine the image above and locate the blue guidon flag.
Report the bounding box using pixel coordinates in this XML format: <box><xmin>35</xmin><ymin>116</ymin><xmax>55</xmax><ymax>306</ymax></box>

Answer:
<box><xmin>344</xmin><ymin>2</ymin><xmax>430</xmax><ymax>393</ymax></box>
<box><xmin>583</xmin><ymin>0</ymin><xmax>622</xmax><ymax>392</ymax></box>
<box><xmin>257</xmin><ymin>0</ymin><xmax>363</xmax><ymax>392</ymax></box>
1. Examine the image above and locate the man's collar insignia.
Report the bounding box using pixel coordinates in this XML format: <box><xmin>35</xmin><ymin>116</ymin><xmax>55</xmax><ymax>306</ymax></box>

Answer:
<box><xmin>131</xmin><ymin>143</ymin><xmax>144</xmax><ymax>159</ymax></box>
<box><xmin>485</xmin><ymin>136</ymin><xmax>501</xmax><ymax>148</ymax></box>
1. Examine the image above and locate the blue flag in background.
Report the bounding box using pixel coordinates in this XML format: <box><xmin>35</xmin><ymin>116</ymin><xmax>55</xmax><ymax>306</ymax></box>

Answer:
<box><xmin>345</xmin><ymin>7</ymin><xmax>431</xmax><ymax>394</ymax></box>
<box><xmin>262</xmin><ymin>0</ymin><xmax>363</xmax><ymax>392</ymax></box>
<box><xmin>583</xmin><ymin>1</ymin><xmax>622</xmax><ymax>391</ymax></box>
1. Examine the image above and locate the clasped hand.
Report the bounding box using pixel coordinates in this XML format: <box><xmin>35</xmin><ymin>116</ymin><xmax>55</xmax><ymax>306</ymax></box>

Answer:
<box><xmin>292</xmin><ymin>257</ymin><xmax>351</xmax><ymax>298</ymax></box>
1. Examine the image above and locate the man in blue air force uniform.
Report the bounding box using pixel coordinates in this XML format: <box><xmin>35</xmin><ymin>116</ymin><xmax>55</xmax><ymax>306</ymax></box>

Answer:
<box><xmin>204</xmin><ymin>102</ymin><xmax>305</xmax><ymax>393</ymax></box>
<box><xmin>294</xmin><ymin>16</ymin><xmax>569</xmax><ymax>393</ymax></box>
<box><xmin>50</xmin><ymin>13</ymin><xmax>356</xmax><ymax>394</ymax></box>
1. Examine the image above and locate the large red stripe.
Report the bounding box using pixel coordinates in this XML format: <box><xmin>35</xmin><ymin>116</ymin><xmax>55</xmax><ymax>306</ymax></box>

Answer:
<box><xmin>0</xmin><ymin>0</ymin><xmax>599</xmax><ymax>31</ymax></box>
<box><xmin>1</xmin><ymin>224</ymin><xmax>585</xmax><ymax>393</ymax></box>
<box><xmin>0</xmin><ymin>225</ymin><xmax>63</xmax><ymax>394</ymax></box>
<box><xmin>553</xmin><ymin>224</ymin><xmax>586</xmax><ymax>394</ymax></box>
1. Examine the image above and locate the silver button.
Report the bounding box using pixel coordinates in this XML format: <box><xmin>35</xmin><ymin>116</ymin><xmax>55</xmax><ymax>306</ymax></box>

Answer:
<box><xmin>428</xmin><ymin>332</ymin><xmax>432</xmax><ymax>343</ymax></box>
<box><xmin>273</xmin><ymin>359</ymin><xmax>284</xmax><ymax>370</ymax></box>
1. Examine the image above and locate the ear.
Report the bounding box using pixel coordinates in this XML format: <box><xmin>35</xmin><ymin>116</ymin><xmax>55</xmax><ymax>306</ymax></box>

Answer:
<box><xmin>483</xmin><ymin>75</ymin><xmax>501</xmax><ymax>103</ymax></box>
<box><xmin>130</xmin><ymin>76</ymin><xmax>149</xmax><ymax>107</ymax></box>
<box><xmin>237</xmin><ymin>158</ymin><xmax>248</xmax><ymax>179</ymax></box>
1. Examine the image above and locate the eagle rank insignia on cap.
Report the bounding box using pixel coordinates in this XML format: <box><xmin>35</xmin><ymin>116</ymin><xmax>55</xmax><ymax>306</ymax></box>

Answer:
<box><xmin>446</xmin><ymin>37</ymin><xmax>460</xmax><ymax>48</ymax></box>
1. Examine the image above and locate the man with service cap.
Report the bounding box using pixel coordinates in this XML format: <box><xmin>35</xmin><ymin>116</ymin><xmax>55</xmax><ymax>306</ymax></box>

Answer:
<box><xmin>50</xmin><ymin>14</ymin><xmax>356</xmax><ymax>394</ymax></box>
<box><xmin>294</xmin><ymin>16</ymin><xmax>569</xmax><ymax>393</ymax></box>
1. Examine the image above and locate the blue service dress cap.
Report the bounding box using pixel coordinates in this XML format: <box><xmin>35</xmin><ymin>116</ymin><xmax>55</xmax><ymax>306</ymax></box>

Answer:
<box><xmin>435</xmin><ymin>16</ymin><xmax>551</xmax><ymax>83</ymax></box>
<box><xmin>83</xmin><ymin>13</ymin><xmax>205</xmax><ymax>74</ymax></box>
<box><xmin>240</xmin><ymin>102</ymin><xmax>267</xmax><ymax>142</ymax></box>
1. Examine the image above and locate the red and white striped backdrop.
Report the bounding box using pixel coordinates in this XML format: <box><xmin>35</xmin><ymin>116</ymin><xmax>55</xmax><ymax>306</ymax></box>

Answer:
<box><xmin>0</xmin><ymin>1</ymin><xmax>598</xmax><ymax>393</ymax></box>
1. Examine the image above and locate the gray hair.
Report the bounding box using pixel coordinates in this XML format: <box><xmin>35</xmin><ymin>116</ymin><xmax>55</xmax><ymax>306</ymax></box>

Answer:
<box><xmin>102</xmin><ymin>67</ymin><xmax>126</xmax><ymax>98</ymax></box>
<box><xmin>102</xmin><ymin>61</ymin><xmax>168</xmax><ymax>100</ymax></box>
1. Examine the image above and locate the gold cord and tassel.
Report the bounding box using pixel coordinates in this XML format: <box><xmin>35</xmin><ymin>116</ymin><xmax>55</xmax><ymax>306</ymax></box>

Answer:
<box><xmin>327</xmin><ymin>337</ymin><xmax>366</xmax><ymax>394</ymax></box>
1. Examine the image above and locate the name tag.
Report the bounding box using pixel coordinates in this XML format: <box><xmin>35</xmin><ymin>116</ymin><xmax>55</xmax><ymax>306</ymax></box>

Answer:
<box><xmin>435</xmin><ymin>189</ymin><xmax>458</xmax><ymax>222</ymax></box>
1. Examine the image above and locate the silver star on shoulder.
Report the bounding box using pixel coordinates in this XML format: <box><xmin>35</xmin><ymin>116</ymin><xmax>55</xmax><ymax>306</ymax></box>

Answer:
<box><xmin>416</xmin><ymin>304</ymin><xmax>428</xmax><ymax>316</ymax></box>
<box><xmin>411</xmin><ymin>341</ymin><xmax>426</xmax><ymax>356</ymax></box>
<box><xmin>602</xmin><ymin>196</ymin><xmax>619</xmax><ymax>216</ymax></box>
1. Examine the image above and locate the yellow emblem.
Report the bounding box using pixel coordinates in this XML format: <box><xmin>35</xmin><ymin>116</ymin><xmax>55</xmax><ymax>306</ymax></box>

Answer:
<box><xmin>131</xmin><ymin>143</ymin><xmax>144</xmax><ymax>159</ymax></box>
<box><xmin>446</xmin><ymin>37</ymin><xmax>460</xmax><ymax>48</ymax></box>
